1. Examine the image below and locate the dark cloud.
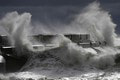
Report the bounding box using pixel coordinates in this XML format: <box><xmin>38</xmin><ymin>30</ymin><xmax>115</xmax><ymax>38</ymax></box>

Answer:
<box><xmin>0</xmin><ymin>0</ymin><xmax>120</xmax><ymax>34</ymax></box>
<box><xmin>0</xmin><ymin>0</ymin><xmax>119</xmax><ymax>7</ymax></box>
<box><xmin>0</xmin><ymin>0</ymin><xmax>95</xmax><ymax>6</ymax></box>
<box><xmin>0</xmin><ymin>0</ymin><xmax>120</xmax><ymax>7</ymax></box>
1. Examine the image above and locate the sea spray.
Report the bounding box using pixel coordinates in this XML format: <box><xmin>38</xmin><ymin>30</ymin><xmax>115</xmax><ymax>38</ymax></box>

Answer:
<box><xmin>48</xmin><ymin>35</ymin><xmax>116</xmax><ymax>68</ymax></box>
<box><xmin>89</xmin><ymin>47</ymin><xmax>116</xmax><ymax>69</ymax></box>
<box><xmin>0</xmin><ymin>12</ymin><xmax>35</xmax><ymax>56</ymax></box>
<box><xmin>71</xmin><ymin>2</ymin><xmax>116</xmax><ymax>46</ymax></box>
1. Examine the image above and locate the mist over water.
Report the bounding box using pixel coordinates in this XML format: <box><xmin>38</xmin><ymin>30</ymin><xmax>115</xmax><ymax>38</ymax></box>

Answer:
<box><xmin>0</xmin><ymin>2</ymin><xmax>120</xmax><ymax>79</ymax></box>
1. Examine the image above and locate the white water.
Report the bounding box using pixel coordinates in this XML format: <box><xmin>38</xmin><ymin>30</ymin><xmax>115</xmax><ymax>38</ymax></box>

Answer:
<box><xmin>0</xmin><ymin>1</ymin><xmax>120</xmax><ymax>80</ymax></box>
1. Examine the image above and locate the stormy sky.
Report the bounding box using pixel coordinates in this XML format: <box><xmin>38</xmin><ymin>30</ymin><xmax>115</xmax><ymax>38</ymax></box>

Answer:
<box><xmin>0</xmin><ymin>0</ymin><xmax>120</xmax><ymax>34</ymax></box>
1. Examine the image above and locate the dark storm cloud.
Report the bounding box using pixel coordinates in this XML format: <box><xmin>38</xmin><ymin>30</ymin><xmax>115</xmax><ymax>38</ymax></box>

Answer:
<box><xmin>0</xmin><ymin>0</ymin><xmax>120</xmax><ymax>34</ymax></box>
<box><xmin>0</xmin><ymin>0</ymin><xmax>94</xmax><ymax>6</ymax></box>
<box><xmin>0</xmin><ymin>0</ymin><xmax>120</xmax><ymax>7</ymax></box>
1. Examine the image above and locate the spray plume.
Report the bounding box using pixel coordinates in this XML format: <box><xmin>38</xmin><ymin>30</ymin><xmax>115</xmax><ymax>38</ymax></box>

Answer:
<box><xmin>0</xmin><ymin>12</ymin><xmax>34</xmax><ymax>56</ymax></box>
<box><xmin>70</xmin><ymin>2</ymin><xmax>116</xmax><ymax>46</ymax></box>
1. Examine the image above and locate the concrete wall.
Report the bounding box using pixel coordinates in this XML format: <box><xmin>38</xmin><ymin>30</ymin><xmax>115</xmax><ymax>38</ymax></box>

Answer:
<box><xmin>0</xmin><ymin>34</ymin><xmax>107</xmax><ymax>48</ymax></box>
<box><xmin>65</xmin><ymin>34</ymin><xmax>90</xmax><ymax>43</ymax></box>
<box><xmin>0</xmin><ymin>35</ymin><xmax>10</xmax><ymax>46</ymax></box>
<box><xmin>33</xmin><ymin>34</ymin><xmax>56</xmax><ymax>44</ymax></box>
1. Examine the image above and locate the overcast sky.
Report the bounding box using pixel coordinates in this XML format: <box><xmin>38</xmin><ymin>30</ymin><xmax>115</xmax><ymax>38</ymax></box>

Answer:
<box><xmin>0</xmin><ymin>0</ymin><xmax>119</xmax><ymax>6</ymax></box>
<box><xmin>0</xmin><ymin>0</ymin><xmax>120</xmax><ymax>34</ymax></box>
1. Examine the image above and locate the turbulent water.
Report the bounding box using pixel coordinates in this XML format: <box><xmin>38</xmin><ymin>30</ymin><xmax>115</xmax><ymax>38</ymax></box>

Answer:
<box><xmin>0</xmin><ymin>1</ymin><xmax>120</xmax><ymax>80</ymax></box>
